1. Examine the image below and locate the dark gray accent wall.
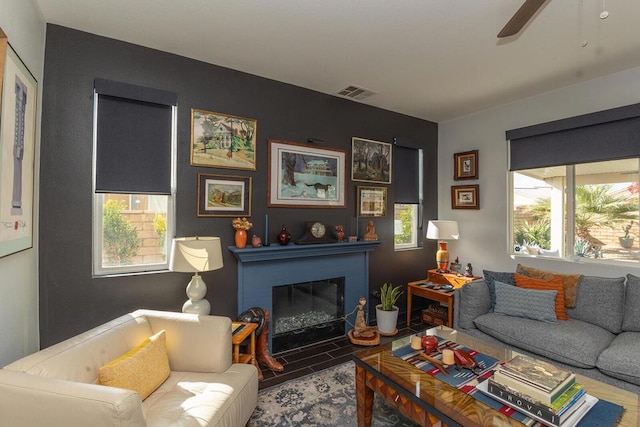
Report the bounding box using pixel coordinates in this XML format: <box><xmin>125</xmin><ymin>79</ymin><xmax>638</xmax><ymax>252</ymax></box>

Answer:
<box><xmin>39</xmin><ymin>24</ymin><xmax>438</xmax><ymax>348</ymax></box>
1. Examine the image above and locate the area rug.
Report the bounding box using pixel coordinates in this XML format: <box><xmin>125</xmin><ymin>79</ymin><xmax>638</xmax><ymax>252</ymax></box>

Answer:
<box><xmin>249</xmin><ymin>361</ymin><xmax>419</xmax><ymax>427</ymax></box>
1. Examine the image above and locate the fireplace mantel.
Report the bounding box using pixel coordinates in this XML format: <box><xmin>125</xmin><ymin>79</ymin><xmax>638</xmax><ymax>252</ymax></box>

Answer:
<box><xmin>229</xmin><ymin>241</ymin><xmax>381</xmax><ymax>351</ymax></box>
<box><xmin>229</xmin><ymin>240</ymin><xmax>381</xmax><ymax>262</ymax></box>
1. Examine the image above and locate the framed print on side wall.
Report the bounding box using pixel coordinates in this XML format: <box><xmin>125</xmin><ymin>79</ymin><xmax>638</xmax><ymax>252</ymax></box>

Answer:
<box><xmin>454</xmin><ymin>150</ymin><xmax>478</xmax><ymax>180</ymax></box>
<box><xmin>451</xmin><ymin>184</ymin><xmax>480</xmax><ymax>210</ymax></box>
<box><xmin>197</xmin><ymin>173</ymin><xmax>252</xmax><ymax>217</ymax></box>
<box><xmin>190</xmin><ymin>108</ymin><xmax>257</xmax><ymax>171</ymax></box>
<box><xmin>0</xmin><ymin>44</ymin><xmax>37</xmax><ymax>258</ymax></box>
<box><xmin>268</xmin><ymin>139</ymin><xmax>346</xmax><ymax>208</ymax></box>
<box><xmin>351</xmin><ymin>137</ymin><xmax>392</xmax><ymax>184</ymax></box>
<box><xmin>357</xmin><ymin>186</ymin><xmax>387</xmax><ymax>217</ymax></box>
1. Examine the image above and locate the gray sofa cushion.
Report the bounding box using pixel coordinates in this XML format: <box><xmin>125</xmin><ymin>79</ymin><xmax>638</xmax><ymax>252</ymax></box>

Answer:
<box><xmin>566</xmin><ymin>275</ymin><xmax>625</xmax><ymax>334</ymax></box>
<box><xmin>597</xmin><ymin>332</ymin><xmax>640</xmax><ymax>386</ymax></box>
<box><xmin>493</xmin><ymin>281</ymin><xmax>558</xmax><ymax>323</ymax></box>
<box><xmin>474</xmin><ymin>313</ymin><xmax>615</xmax><ymax>368</ymax></box>
<box><xmin>623</xmin><ymin>274</ymin><xmax>640</xmax><ymax>332</ymax></box>
<box><xmin>483</xmin><ymin>270</ymin><xmax>515</xmax><ymax>310</ymax></box>
<box><xmin>457</xmin><ymin>279</ymin><xmax>491</xmax><ymax>329</ymax></box>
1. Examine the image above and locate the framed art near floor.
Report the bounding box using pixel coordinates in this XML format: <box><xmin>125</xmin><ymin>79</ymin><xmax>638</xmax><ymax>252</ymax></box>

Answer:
<box><xmin>0</xmin><ymin>44</ymin><xmax>37</xmax><ymax>258</ymax></box>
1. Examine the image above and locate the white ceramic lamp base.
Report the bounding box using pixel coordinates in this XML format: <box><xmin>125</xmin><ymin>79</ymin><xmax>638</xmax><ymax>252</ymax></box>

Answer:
<box><xmin>182</xmin><ymin>273</ymin><xmax>211</xmax><ymax>315</ymax></box>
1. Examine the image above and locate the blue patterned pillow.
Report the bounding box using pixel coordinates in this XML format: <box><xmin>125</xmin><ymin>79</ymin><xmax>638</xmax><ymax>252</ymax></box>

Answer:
<box><xmin>483</xmin><ymin>270</ymin><xmax>515</xmax><ymax>311</ymax></box>
<box><xmin>493</xmin><ymin>281</ymin><xmax>558</xmax><ymax>323</ymax></box>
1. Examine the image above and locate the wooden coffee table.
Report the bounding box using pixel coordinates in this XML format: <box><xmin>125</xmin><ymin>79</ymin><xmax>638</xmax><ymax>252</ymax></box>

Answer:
<box><xmin>353</xmin><ymin>326</ymin><xmax>639</xmax><ymax>427</ymax></box>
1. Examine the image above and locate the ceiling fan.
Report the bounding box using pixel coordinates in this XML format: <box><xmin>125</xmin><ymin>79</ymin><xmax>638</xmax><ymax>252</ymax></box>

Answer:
<box><xmin>498</xmin><ymin>0</ymin><xmax>549</xmax><ymax>38</ymax></box>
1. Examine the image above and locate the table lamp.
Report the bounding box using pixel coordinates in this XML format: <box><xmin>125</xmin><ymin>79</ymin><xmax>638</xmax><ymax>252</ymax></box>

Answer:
<box><xmin>426</xmin><ymin>220</ymin><xmax>459</xmax><ymax>273</ymax></box>
<box><xmin>169</xmin><ymin>236</ymin><xmax>223</xmax><ymax>315</ymax></box>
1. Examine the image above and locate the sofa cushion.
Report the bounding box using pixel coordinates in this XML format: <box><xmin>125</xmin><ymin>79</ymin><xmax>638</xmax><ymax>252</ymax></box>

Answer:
<box><xmin>99</xmin><ymin>330</ymin><xmax>170</xmax><ymax>400</ymax></box>
<box><xmin>597</xmin><ymin>332</ymin><xmax>640</xmax><ymax>386</ymax></box>
<box><xmin>474</xmin><ymin>313</ymin><xmax>615</xmax><ymax>368</ymax></box>
<box><xmin>516</xmin><ymin>264</ymin><xmax>582</xmax><ymax>308</ymax></box>
<box><xmin>457</xmin><ymin>279</ymin><xmax>491</xmax><ymax>329</ymax></box>
<box><xmin>493</xmin><ymin>281</ymin><xmax>558</xmax><ymax>323</ymax></box>
<box><xmin>483</xmin><ymin>270</ymin><xmax>515</xmax><ymax>311</ymax></box>
<box><xmin>514</xmin><ymin>273</ymin><xmax>568</xmax><ymax>320</ymax></box>
<box><xmin>566</xmin><ymin>275</ymin><xmax>625</xmax><ymax>334</ymax></box>
<box><xmin>623</xmin><ymin>274</ymin><xmax>640</xmax><ymax>332</ymax></box>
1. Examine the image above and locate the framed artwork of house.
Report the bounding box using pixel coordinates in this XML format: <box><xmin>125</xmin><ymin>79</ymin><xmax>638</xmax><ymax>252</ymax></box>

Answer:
<box><xmin>267</xmin><ymin>139</ymin><xmax>346</xmax><ymax>208</ymax></box>
<box><xmin>190</xmin><ymin>108</ymin><xmax>257</xmax><ymax>170</ymax></box>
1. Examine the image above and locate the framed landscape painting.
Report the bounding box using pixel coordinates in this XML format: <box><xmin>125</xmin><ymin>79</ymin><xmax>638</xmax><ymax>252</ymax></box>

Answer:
<box><xmin>351</xmin><ymin>137</ymin><xmax>392</xmax><ymax>184</ymax></box>
<box><xmin>0</xmin><ymin>44</ymin><xmax>37</xmax><ymax>258</ymax></box>
<box><xmin>190</xmin><ymin>109</ymin><xmax>257</xmax><ymax>170</ymax></box>
<box><xmin>197</xmin><ymin>173</ymin><xmax>252</xmax><ymax>217</ymax></box>
<box><xmin>268</xmin><ymin>139</ymin><xmax>346</xmax><ymax>208</ymax></box>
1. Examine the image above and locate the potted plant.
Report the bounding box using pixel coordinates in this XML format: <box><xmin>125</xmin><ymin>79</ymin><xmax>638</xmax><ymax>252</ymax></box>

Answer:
<box><xmin>375</xmin><ymin>283</ymin><xmax>403</xmax><ymax>336</ymax></box>
<box><xmin>619</xmin><ymin>221</ymin><xmax>635</xmax><ymax>249</ymax></box>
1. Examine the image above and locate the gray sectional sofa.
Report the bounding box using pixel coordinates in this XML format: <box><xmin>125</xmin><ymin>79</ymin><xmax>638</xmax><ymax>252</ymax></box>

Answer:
<box><xmin>453</xmin><ymin>273</ymin><xmax>640</xmax><ymax>394</ymax></box>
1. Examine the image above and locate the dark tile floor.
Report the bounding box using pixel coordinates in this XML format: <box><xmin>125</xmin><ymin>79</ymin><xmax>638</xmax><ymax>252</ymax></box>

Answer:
<box><xmin>258</xmin><ymin>314</ymin><xmax>428</xmax><ymax>390</ymax></box>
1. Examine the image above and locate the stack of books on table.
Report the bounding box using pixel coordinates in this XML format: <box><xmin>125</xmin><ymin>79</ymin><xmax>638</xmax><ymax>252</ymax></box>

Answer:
<box><xmin>486</xmin><ymin>355</ymin><xmax>597</xmax><ymax>427</ymax></box>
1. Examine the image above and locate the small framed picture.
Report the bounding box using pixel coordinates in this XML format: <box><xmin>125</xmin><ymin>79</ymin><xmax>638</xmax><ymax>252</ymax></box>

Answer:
<box><xmin>454</xmin><ymin>150</ymin><xmax>478</xmax><ymax>180</ymax></box>
<box><xmin>451</xmin><ymin>184</ymin><xmax>479</xmax><ymax>210</ymax></box>
<box><xmin>197</xmin><ymin>174</ymin><xmax>252</xmax><ymax>217</ymax></box>
<box><xmin>357</xmin><ymin>186</ymin><xmax>387</xmax><ymax>217</ymax></box>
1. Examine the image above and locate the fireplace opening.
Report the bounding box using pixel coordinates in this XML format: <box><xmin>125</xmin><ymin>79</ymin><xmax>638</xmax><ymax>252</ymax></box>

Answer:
<box><xmin>272</xmin><ymin>277</ymin><xmax>345</xmax><ymax>353</ymax></box>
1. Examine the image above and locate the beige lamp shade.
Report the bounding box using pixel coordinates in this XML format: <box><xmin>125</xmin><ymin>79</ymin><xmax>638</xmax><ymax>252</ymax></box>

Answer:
<box><xmin>169</xmin><ymin>237</ymin><xmax>223</xmax><ymax>273</ymax></box>
<box><xmin>426</xmin><ymin>220</ymin><xmax>460</xmax><ymax>241</ymax></box>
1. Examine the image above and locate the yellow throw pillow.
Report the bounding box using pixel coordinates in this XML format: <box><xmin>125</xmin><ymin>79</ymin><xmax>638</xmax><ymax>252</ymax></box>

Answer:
<box><xmin>98</xmin><ymin>330</ymin><xmax>170</xmax><ymax>400</ymax></box>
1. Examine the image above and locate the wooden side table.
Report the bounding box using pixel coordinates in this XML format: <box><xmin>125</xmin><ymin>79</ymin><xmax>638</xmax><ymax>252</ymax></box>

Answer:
<box><xmin>231</xmin><ymin>322</ymin><xmax>258</xmax><ymax>366</ymax></box>
<box><xmin>406</xmin><ymin>280</ymin><xmax>456</xmax><ymax>328</ymax></box>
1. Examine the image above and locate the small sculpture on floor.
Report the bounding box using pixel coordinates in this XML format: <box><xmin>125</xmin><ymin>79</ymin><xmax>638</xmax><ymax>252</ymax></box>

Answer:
<box><xmin>347</xmin><ymin>297</ymin><xmax>380</xmax><ymax>346</ymax></box>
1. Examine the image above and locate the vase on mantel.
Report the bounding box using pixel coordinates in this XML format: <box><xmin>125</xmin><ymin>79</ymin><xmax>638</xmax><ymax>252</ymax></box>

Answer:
<box><xmin>277</xmin><ymin>225</ymin><xmax>291</xmax><ymax>246</ymax></box>
<box><xmin>235</xmin><ymin>229</ymin><xmax>248</xmax><ymax>248</ymax></box>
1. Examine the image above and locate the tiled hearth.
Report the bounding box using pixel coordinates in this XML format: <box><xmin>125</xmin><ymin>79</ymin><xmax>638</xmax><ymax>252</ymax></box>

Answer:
<box><xmin>258</xmin><ymin>313</ymin><xmax>425</xmax><ymax>390</ymax></box>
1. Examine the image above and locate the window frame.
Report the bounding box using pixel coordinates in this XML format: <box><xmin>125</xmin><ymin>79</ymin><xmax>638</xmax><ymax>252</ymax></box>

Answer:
<box><xmin>92</xmin><ymin>96</ymin><xmax>177</xmax><ymax>277</ymax></box>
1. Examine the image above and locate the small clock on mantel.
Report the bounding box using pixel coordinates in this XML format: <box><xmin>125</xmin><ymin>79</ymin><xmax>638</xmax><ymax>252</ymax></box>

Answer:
<box><xmin>295</xmin><ymin>221</ymin><xmax>337</xmax><ymax>245</ymax></box>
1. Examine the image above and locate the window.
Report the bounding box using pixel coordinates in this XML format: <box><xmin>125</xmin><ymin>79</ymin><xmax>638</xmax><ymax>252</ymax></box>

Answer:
<box><xmin>394</xmin><ymin>203</ymin><xmax>419</xmax><ymax>249</ymax></box>
<box><xmin>513</xmin><ymin>159</ymin><xmax>639</xmax><ymax>262</ymax></box>
<box><xmin>92</xmin><ymin>79</ymin><xmax>177</xmax><ymax>275</ymax></box>
<box><xmin>393</xmin><ymin>139</ymin><xmax>423</xmax><ymax>250</ymax></box>
<box><xmin>508</xmin><ymin>102</ymin><xmax>640</xmax><ymax>265</ymax></box>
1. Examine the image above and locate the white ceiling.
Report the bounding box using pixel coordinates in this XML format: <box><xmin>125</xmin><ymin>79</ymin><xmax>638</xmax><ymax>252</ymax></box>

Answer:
<box><xmin>34</xmin><ymin>0</ymin><xmax>640</xmax><ymax>122</ymax></box>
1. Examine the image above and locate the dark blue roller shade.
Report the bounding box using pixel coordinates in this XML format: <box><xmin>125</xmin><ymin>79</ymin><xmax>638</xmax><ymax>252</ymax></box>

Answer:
<box><xmin>394</xmin><ymin>137</ymin><xmax>421</xmax><ymax>204</ymax></box>
<box><xmin>94</xmin><ymin>79</ymin><xmax>176</xmax><ymax>194</ymax></box>
<box><xmin>508</xmin><ymin>103</ymin><xmax>640</xmax><ymax>171</ymax></box>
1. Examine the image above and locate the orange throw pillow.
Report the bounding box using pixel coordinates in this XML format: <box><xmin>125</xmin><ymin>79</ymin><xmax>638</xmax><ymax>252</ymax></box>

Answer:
<box><xmin>514</xmin><ymin>273</ymin><xmax>568</xmax><ymax>320</ymax></box>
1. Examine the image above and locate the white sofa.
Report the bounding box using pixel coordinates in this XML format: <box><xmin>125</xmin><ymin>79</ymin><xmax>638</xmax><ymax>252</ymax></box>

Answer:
<box><xmin>0</xmin><ymin>309</ymin><xmax>259</xmax><ymax>427</ymax></box>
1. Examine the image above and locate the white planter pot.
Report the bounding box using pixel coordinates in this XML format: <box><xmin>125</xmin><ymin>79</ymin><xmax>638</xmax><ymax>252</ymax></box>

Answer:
<box><xmin>376</xmin><ymin>304</ymin><xmax>399</xmax><ymax>335</ymax></box>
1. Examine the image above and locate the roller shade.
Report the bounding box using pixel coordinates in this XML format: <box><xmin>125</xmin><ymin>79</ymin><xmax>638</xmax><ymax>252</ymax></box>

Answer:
<box><xmin>94</xmin><ymin>78</ymin><xmax>176</xmax><ymax>194</ymax></box>
<box><xmin>393</xmin><ymin>137</ymin><xmax>421</xmax><ymax>204</ymax></box>
<box><xmin>508</xmin><ymin>103</ymin><xmax>640</xmax><ymax>171</ymax></box>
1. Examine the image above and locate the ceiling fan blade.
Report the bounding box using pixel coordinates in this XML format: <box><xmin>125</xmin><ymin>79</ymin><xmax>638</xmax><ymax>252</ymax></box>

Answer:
<box><xmin>498</xmin><ymin>0</ymin><xmax>548</xmax><ymax>38</ymax></box>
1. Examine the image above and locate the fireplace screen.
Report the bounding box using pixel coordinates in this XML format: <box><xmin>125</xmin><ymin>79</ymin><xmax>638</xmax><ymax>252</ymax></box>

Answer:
<box><xmin>272</xmin><ymin>277</ymin><xmax>345</xmax><ymax>353</ymax></box>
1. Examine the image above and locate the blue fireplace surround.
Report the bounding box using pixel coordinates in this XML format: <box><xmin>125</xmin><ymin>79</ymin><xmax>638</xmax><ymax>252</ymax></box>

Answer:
<box><xmin>229</xmin><ymin>241</ymin><xmax>382</xmax><ymax>351</ymax></box>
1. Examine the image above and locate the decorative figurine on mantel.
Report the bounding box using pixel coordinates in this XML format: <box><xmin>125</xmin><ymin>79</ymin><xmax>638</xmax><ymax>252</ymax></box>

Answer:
<box><xmin>464</xmin><ymin>263</ymin><xmax>474</xmax><ymax>277</ymax></box>
<box><xmin>347</xmin><ymin>297</ymin><xmax>380</xmax><ymax>346</ymax></box>
<box><xmin>363</xmin><ymin>220</ymin><xmax>378</xmax><ymax>241</ymax></box>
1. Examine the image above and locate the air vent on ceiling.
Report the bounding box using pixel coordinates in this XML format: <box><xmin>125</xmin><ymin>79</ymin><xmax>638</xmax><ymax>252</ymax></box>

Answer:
<box><xmin>336</xmin><ymin>85</ymin><xmax>377</xmax><ymax>100</ymax></box>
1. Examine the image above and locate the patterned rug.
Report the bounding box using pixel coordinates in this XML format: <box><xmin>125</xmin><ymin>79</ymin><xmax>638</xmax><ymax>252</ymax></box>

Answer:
<box><xmin>249</xmin><ymin>361</ymin><xmax>419</xmax><ymax>427</ymax></box>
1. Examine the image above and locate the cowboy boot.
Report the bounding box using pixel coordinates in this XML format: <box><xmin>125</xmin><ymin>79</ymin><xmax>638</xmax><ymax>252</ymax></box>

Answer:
<box><xmin>257</xmin><ymin>310</ymin><xmax>284</xmax><ymax>372</ymax></box>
